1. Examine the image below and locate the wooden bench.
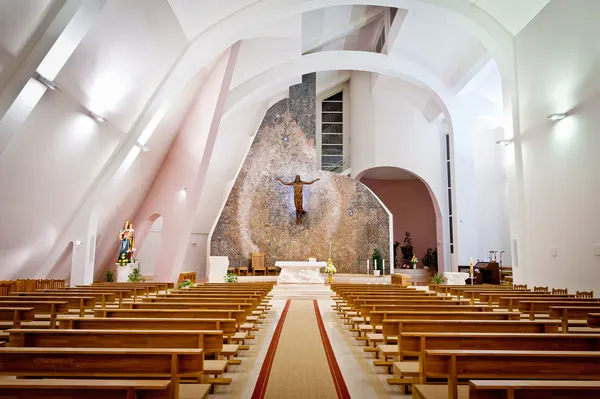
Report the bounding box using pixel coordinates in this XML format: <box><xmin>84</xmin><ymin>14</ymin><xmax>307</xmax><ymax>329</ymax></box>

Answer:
<box><xmin>371</xmin><ymin>311</ymin><xmax>520</xmax><ymax>327</ymax></box>
<box><xmin>0</xmin><ymin>379</ymin><xmax>197</xmax><ymax>399</ymax></box>
<box><xmin>57</xmin><ymin>317</ymin><xmax>238</xmax><ymax>338</ymax></box>
<box><xmin>469</xmin><ymin>380</ymin><xmax>600</xmax><ymax>399</ymax></box>
<box><xmin>0</xmin><ymin>307</ymin><xmax>34</xmax><ymax>329</ymax></box>
<box><xmin>8</xmin><ymin>328</ymin><xmax>224</xmax><ymax>355</ymax></box>
<box><xmin>12</xmin><ymin>291</ymin><xmax>117</xmax><ymax>309</ymax></box>
<box><xmin>145</xmin><ymin>296</ymin><xmax>260</xmax><ymax>309</ymax></box>
<box><xmin>0</xmin><ymin>347</ymin><xmax>206</xmax><ymax>399</ymax></box>
<box><xmin>40</xmin><ymin>288</ymin><xmax>134</xmax><ymax>305</ymax></box>
<box><xmin>519</xmin><ymin>300</ymin><xmax>600</xmax><ymax>321</ymax></box>
<box><xmin>124</xmin><ymin>302</ymin><xmax>254</xmax><ymax>315</ymax></box>
<box><xmin>0</xmin><ymin>300</ymin><xmax>69</xmax><ymax>328</ymax></box>
<box><xmin>0</xmin><ymin>295</ymin><xmax>95</xmax><ymax>317</ymax></box>
<box><xmin>549</xmin><ymin>305</ymin><xmax>600</xmax><ymax>332</ymax></box>
<box><xmin>589</xmin><ymin>313</ymin><xmax>600</xmax><ymax>328</ymax></box>
<box><xmin>419</xmin><ymin>350</ymin><xmax>600</xmax><ymax>399</ymax></box>
<box><xmin>93</xmin><ymin>308</ymin><xmax>247</xmax><ymax>325</ymax></box>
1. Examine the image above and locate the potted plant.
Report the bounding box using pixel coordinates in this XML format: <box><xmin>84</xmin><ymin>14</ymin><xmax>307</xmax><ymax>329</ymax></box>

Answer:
<box><xmin>372</xmin><ymin>248</ymin><xmax>383</xmax><ymax>276</ymax></box>
<box><xmin>225</xmin><ymin>273</ymin><xmax>238</xmax><ymax>283</ymax></box>
<box><xmin>177</xmin><ymin>279</ymin><xmax>196</xmax><ymax>289</ymax></box>
<box><xmin>127</xmin><ymin>266</ymin><xmax>145</xmax><ymax>282</ymax></box>
<box><xmin>325</xmin><ymin>258</ymin><xmax>337</xmax><ymax>284</ymax></box>
<box><xmin>104</xmin><ymin>270</ymin><xmax>114</xmax><ymax>283</ymax></box>
<box><xmin>400</xmin><ymin>231</ymin><xmax>414</xmax><ymax>268</ymax></box>
<box><xmin>430</xmin><ymin>273</ymin><xmax>446</xmax><ymax>284</ymax></box>
<box><xmin>410</xmin><ymin>254</ymin><xmax>419</xmax><ymax>269</ymax></box>
<box><xmin>421</xmin><ymin>247</ymin><xmax>438</xmax><ymax>271</ymax></box>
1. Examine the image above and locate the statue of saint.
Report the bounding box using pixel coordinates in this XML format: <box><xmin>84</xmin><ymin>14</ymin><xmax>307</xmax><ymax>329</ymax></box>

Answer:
<box><xmin>117</xmin><ymin>220</ymin><xmax>136</xmax><ymax>263</ymax></box>
<box><xmin>276</xmin><ymin>175</ymin><xmax>320</xmax><ymax>225</ymax></box>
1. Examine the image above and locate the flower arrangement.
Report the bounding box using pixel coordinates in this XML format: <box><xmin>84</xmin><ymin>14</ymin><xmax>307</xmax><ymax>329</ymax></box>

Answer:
<box><xmin>127</xmin><ymin>266</ymin><xmax>145</xmax><ymax>282</ymax></box>
<box><xmin>177</xmin><ymin>279</ymin><xmax>196</xmax><ymax>289</ymax></box>
<box><xmin>225</xmin><ymin>273</ymin><xmax>239</xmax><ymax>283</ymax></box>
<box><xmin>410</xmin><ymin>254</ymin><xmax>419</xmax><ymax>268</ymax></box>
<box><xmin>325</xmin><ymin>258</ymin><xmax>337</xmax><ymax>275</ymax></box>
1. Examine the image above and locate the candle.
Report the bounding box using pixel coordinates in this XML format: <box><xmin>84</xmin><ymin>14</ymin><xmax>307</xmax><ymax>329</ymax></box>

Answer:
<box><xmin>367</xmin><ymin>259</ymin><xmax>369</xmax><ymax>275</ymax></box>
<box><xmin>329</xmin><ymin>243</ymin><xmax>332</xmax><ymax>259</ymax></box>
<box><xmin>383</xmin><ymin>259</ymin><xmax>385</xmax><ymax>274</ymax></box>
<box><xmin>469</xmin><ymin>257</ymin><xmax>474</xmax><ymax>285</ymax></box>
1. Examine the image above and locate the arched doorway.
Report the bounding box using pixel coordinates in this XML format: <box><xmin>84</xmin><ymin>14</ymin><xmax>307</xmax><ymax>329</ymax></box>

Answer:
<box><xmin>358</xmin><ymin>167</ymin><xmax>442</xmax><ymax>276</ymax></box>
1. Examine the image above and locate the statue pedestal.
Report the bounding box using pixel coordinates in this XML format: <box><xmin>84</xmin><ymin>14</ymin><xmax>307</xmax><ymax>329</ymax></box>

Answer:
<box><xmin>115</xmin><ymin>262</ymin><xmax>139</xmax><ymax>282</ymax></box>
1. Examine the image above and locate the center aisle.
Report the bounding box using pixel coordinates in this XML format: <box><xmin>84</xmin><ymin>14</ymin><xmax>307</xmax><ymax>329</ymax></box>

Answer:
<box><xmin>252</xmin><ymin>300</ymin><xmax>350</xmax><ymax>399</ymax></box>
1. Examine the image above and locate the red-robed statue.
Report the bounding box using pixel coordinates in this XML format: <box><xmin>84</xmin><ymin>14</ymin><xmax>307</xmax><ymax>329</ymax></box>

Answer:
<box><xmin>276</xmin><ymin>175</ymin><xmax>320</xmax><ymax>225</ymax></box>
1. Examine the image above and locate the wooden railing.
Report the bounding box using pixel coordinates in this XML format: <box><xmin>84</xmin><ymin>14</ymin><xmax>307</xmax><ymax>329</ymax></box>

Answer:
<box><xmin>0</xmin><ymin>279</ymin><xmax>65</xmax><ymax>296</ymax></box>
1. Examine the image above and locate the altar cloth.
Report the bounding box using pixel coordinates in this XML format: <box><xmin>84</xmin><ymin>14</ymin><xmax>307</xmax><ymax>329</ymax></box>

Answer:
<box><xmin>443</xmin><ymin>272</ymin><xmax>470</xmax><ymax>285</ymax></box>
<box><xmin>275</xmin><ymin>261</ymin><xmax>327</xmax><ymax>284</ymax></box>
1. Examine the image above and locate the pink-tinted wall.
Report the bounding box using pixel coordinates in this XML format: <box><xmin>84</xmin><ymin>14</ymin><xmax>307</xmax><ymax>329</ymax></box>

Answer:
<box><xmin>360</xmin><ymin>178</ymin><xmax>437</xmax><ymax>265</ymax></box>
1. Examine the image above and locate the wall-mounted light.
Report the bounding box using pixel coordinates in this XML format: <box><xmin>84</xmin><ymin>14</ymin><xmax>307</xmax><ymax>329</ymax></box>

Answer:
<box><xmin>75</xmin><ymin>240</ymin><xmax>83</xmax><ymax>246</ymax></box>
<box><xmin>33</xmin><ymin>71</ymin><xmax>59</xmax><ymax>91</ymax></box>
<box><xmin>136</xmin><ymin>142</ymin><xmax>150</xmax><ymax>152</ymax></box>
<box><xmin>547</xmin><ymin>112</ymin><xmax>568</xmax><ymax>121</ymax></box>
<box><xmin>496</xmin><ymin>138</ymin><xmax>514</xmax><ymax>146</ymax></box>
<box><xmin>88</xmin><ymin>110</ymin><xmax>106</xmax><ymax>123</ymax></box>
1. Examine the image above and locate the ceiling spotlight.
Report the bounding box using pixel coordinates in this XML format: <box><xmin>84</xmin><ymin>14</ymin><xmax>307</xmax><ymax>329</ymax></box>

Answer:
<box><xmin>88</xmin><ymin>110</ymin><xmax>106</xmax><ymax>123</ymax></box>
<box><xmin>547</xmin><ymin>112</ymin><xmax>568</xmax><ymax>121</ymax></box>
<box><xmin>496</xmin><ymin>139</ymin><xmax>514</xmax><ymax>146</ymax></box>
<box><xmin>75</xmin><ymin>240</ymin><xmax>83</xmax><ymax>246</ymax></box>
<box><xmin>33</xmin><ymin>72</ymin><xmax>59</xmax><ymax>91</ymax></box>
<box><xmin>136</xmin><ymin>142</ymin><xmax>150</xmax><ymax>152</ymax></box>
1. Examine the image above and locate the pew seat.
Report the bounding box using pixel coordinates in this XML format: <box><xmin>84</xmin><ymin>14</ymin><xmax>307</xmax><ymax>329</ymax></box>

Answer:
<box><xmin>0</xmin><ymin>379</ymin><xmax>207</xmax><ymax>399</ymax></box>
<box><xmin>414</xmin><ymin>384</ymin><xmax>469</xmax><ymax>399</ymax></box>
<box><xmin>469</xmin><ymin>380</ymin><xmax>600</xmax><ymax>399</ymax></box>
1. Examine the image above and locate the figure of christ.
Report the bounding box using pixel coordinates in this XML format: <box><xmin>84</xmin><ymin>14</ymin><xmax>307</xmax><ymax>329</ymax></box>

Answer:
<box><xmin>276</xmin><ymin>175</ymin><xmax>320</xmax><ymax>225</ymax></box>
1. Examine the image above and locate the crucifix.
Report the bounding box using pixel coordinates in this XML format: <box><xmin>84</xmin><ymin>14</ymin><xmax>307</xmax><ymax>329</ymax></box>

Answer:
<box><xmin>276</xmin><ymin>175</ymin><xmax>320</xmax><ymax>225</ymax></box>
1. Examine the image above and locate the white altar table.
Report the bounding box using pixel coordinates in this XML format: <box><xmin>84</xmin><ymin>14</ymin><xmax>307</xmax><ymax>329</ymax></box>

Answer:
<box><xmin>275</xmin><ymin>261</ymin><xmax>327</xmax><ymax>284</ymax></box>
<box><xmin>443</xmin><ymin>272</ymin><xmax>470</xmax><ymax>285</ymax></box>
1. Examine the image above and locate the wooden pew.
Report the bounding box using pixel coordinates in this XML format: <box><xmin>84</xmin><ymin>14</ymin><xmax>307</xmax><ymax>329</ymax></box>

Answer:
<box><xmin>40</xmin><ymin>288</ymin><xmax>134</xmax><ymax>305</ymax></box>
<box><xmin>371</xmin><ymin>311</ymin><xmax>520</xmax><ymax>327</ymax></box>
<box><xmin>8</xmin><ymin>328</ymin><xmax>224</xmax><ymax>355</ymax></box>
<box><xmin>469</xmin><ymin>380</ymin><xmax>600</xmax><ymax>399</ymax></box>
<box><xmin>82</xmin><ymin>284</ymin><xmax>158</xmax><ymax>297</ymax></box>
<box><xmin>0</xmin><ymin>301</ymin><xmax>69</xmax><ymax>328</ymax></box>
<box><xmin>58</xmin><ymin>317</ymin><xmax>237</xmax><ymax>338</ymax></box>
<box><xmin>519</xmin><ymin>300</ymin><xmax>600</xmax><ymax>321</ymax></box>
<box><xmin>93</xmin><ymin>308</ymin><xmax>246</xmax><ymax>325</ymax></box>
<box><xmin>151</xmin><ymin>295</ymin><xmax>260</xmax><ymax>308</ymax></box>
<box><xmin>0</xmin><ymin>379</ymin><xmax>183</xmax><ymax>399</ymax></box>
<box><xmin>124</xmin><ymin>302</ymin><xmax>254</xmax><ymax>315</ymax></box>
<box><xmin>417</xmin><ymin>350</ymin><xmax>600</xmax><ymax>399</ymax></box>
<box><xmin>360</xmin><ymin>304</ymin><xmax>492</xmax><ymax>318</ymax></box>
<box><xmin>382</xmin><ymin>319</ymin><xmax>561</xmax><ymax>339</ymax></box>
<box><xmin>12</xmin><ymin>291</ymin><xmax>117</xmax><ymax>309</ymax></box>
<box><xmin>0</xmin><ymin>296</ymin><xmax>95</xmax><ymax>317</ymax></box>
<box><xmin>499</xmin><ymin>296</ymin><xmax>591</xmax><ymax>312</ymax></box>
<box><xmin>0</xmin><ymin>347</ymin><xmax>206</xmax><ymax>399</ymax></box>
<box><xmin>549</xmin><ymin>305</ymin><xmax>600</xmax><ymax>332</ymax></box>
<box><xmin>480</xmin><ymin>292</ymin><xmax>574</xmax><ymax>308</ymax></box>
<box><xmin>589</xmin><ymin>313</ymin><xmax>600</xmax><ymax>328</ymax></box>
<box><xmin>0</xmin><ymin>307</ymin><xmax>34</xmax><ymax>329</ymax></box>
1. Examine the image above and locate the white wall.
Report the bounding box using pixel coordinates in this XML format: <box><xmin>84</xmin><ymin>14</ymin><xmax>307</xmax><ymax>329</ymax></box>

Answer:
<box><xmin>514</xmin><ymin>0</ymin><xmax>600</xmax><ymax>291</ymax></box>
<box><xmin>349</xmin><ymin>71</ymin><xmax>449</xmax><ymax>269</ymax></box>
<box><xmin>473</xmin><ymin>126</ymin><xmax>511</xmax><ymax>263</ymax></box>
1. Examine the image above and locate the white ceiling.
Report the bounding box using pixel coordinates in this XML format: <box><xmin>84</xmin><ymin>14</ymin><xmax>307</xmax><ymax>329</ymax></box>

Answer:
<box><xmin>0</xmin><ymin>0</ymin><xmax>52</xmax><ymax>56</ymax></box>
<box><xmin>361</xmin><ymin>167</ymin><xmax>418</xmax><ymax>180</ymax></box>
<box><xmin>465</xmin><ymin>0</ymin><xmax>550</xmax><ymax>35</ymax></box>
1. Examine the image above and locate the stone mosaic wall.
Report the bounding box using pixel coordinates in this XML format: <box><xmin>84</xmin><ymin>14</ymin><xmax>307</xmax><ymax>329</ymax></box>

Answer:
<box><xmin>210</xmin><ymin>74</ymin><xmax>390</xmax><ymax>273</ymax></box>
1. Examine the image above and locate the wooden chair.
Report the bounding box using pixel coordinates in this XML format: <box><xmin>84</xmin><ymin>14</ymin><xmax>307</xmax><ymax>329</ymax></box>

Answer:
<box><xmin>252</xmin><ymin>252</ymin><xmax>266</xmax><ymax>276</ymax></box>
<box><xmin>552</xmin><ymin>288</ymin><xmax>568</xmax><ymax>295</ymax></box>
<box><xmin>267</xmin><ymin>265</ymin><xmax>279</xmax><ymax>276</ymax></box>
<box><xmin>577</xmin><ymin>290</ymin><xmax>594</xmax><ymax>298</ymax></box>
<box><xmin>513</xmin><ymin>284</ymin><xmax>527</xmax><ymax>290</ymax></box>
<box><xmin>534</xmin><ymin>286</ymin><xmax>548</xmax><ymax>292</ymax></box>
<box><xmin>227</xmin><ymin>266</ymin><xmax>237</xmax><ymax>275</ymax></box>
<box><xmin>237</xmin><ymin>265</ymin><xmax>249</xmax><ymax>276</ymax></box>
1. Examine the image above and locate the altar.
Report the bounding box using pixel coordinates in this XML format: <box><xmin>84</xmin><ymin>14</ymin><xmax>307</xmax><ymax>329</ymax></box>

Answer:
<box><xmin>275</xmin><ymin>261</ymin><xmax>327</xmax><ymax>284</ymax></box>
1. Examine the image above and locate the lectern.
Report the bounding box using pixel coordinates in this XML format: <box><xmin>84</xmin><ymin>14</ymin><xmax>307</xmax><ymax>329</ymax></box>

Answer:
<box><xmin>475</xmin><ymin>261</ymin><xmax>500</xmax><ymax>285</ymax></box>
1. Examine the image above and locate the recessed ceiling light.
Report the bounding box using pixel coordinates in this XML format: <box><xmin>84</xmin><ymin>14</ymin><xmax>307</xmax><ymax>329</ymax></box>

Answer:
<box><xmin>88</xmin><ymin>110</ymin><xmax>106</xmax><ymax>123</ymax></box>
<box><xmin>547</xmin><ymin>112</ymin><xmax>568</xmax><ymax>121</ymax></box>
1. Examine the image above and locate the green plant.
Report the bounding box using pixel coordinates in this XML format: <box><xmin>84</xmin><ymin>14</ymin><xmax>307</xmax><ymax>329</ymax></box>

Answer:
<box><xmin>430</xmin><ymin>273</ymin><xmax>446</xmax><ymax>284</ymax></box>
<box><xmin>422</xmin><ymin>247</ymin><xmax>438</xmax><ymax>270</ymax></box>
<box><xmin>371</xmin><ymin>248</ymin><xmax>383</xmax><ymax>271</ymax></box>
<box><xmin>177</xmin><ymin>279</ymin><xmax>196</xmax><ymax>289</ymax></box>
<box><xmin>225</xmin><ymin>273</ymin><xmax>238</xmax><ymax>283</ymax></box>
<box><xmin>400</xmin><ymin>231</ymin><xmax>414</xmax><ymax>264</ymax></box>
<box><xmin>128</xmin><ymin>267</ymin><xmax>145</xmax><ymax>282</ymax></box>
<box><xmin>104</xmin><ymin>270</ymin><xmax>114</xmax><ymax>283</ymax></box>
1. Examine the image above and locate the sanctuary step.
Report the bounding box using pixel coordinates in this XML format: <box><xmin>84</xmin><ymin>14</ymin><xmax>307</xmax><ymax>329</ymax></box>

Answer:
<box><xmin>270</xmin><ymin>284</ymin><xmax>333</xmax><ymax>300</ymax></box>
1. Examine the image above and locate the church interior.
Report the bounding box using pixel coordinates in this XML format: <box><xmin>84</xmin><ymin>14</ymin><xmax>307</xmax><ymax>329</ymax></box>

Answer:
<box><xmin>0</xmin><ymin>0</ymin><xmax>599</xmax><ymax>398</ymax></box>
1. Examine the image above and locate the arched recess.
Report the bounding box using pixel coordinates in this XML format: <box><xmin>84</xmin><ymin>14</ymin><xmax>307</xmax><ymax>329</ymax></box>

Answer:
<box><xmin>356</xmin><ymin>166</ymin><xmax>444</xmax><ymax>272</ymax></box>
<box><xmin>134</xmin><ymin>213</ymin><xmax>163</xmax><ymax>277</ymax></box>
